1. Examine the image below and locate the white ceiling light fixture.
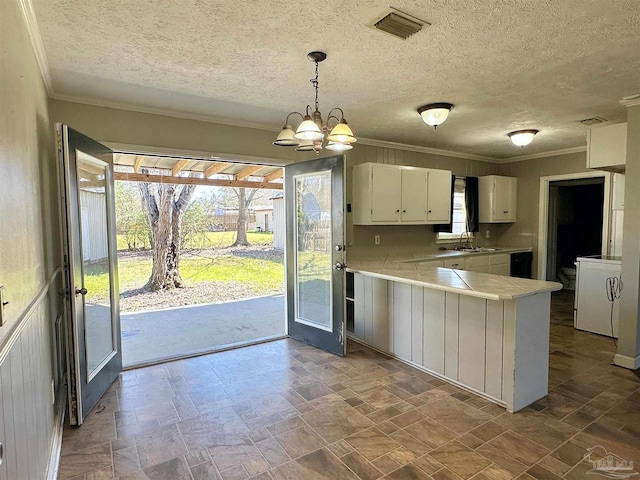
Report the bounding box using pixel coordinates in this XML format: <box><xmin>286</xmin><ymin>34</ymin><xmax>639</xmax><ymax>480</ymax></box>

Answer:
<box><xmin>273</xmin><ymin>51</ymin><xmax>356</xmax><ymax>153</ymax></box>
<box><xmin>508</xmin><ymin>129</ymin><xmax>539</xmax><ymax>147</ymax></box>
<box><xmin>418</xmin><ymin>103</ymin><xmax>454</xmax><ymax>129</ymax></box>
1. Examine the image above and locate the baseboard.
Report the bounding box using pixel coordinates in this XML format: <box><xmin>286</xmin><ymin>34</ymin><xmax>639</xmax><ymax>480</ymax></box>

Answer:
<box><xmin>46</xmin><ymin>387</ymin><xmax>67</xmax><ymax>480</ymax></box>
<box><xmin>613</xmin><ymin>353</ymin><xmax>640</xmax><ymax>370</ymax></box>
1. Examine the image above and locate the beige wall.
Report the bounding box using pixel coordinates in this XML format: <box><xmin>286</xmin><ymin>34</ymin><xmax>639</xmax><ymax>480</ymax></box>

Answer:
<box><xmin>49</xmin><ymin>99</ymin><xmax>315</xmax><ymax>166</ymax></box>
<box><xmin>496</xmin><ymin>152</ymin><xmax>592</xmax><ymax>278</ymax></box>
<box><xmin>0</xmin><ymin>0</ymin><xmax>60</xmax><ymax>478</ymax></box>
<box><xmin>618</xmin><ymin>105</ymin><xmax>640</xmax><ymax>367</ymax></box>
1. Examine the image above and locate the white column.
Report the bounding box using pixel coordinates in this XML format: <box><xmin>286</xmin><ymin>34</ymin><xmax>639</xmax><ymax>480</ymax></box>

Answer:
<box><xmin>615</xmin><ymin>98</ymin><xmax>640</xmax><ymax>369</ymax></box>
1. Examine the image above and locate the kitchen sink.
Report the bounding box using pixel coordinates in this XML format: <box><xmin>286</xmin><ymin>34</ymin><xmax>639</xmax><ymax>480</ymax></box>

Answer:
<box><xmin>455</xmin><ymin>247</ymin><xmax>501</xmax><ymax>253</ymax></box>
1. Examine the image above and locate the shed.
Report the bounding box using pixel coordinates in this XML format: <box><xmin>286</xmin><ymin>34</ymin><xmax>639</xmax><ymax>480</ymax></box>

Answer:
<box><xmin>271</xmin><ymin>192</ymin><xmax>285</xmax><ymax>250</ymax></box>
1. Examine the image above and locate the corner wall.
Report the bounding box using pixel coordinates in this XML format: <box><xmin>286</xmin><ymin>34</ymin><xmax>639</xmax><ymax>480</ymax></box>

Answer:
<box><xmin>497</xmin><ymin>151</ymin><xmax>593</xmax><ymax>278</ymax></box>
<box><xmin>0</xmin><ymin>1</ymin><xmax>61</xmax><ymax>478</ymax></box>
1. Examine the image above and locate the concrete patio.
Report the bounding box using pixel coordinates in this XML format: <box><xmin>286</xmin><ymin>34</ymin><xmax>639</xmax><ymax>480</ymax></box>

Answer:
<box><xmin>120</xmin><ymin>294</ymin><xmax>285</xmax><ymax>367</ymax></box>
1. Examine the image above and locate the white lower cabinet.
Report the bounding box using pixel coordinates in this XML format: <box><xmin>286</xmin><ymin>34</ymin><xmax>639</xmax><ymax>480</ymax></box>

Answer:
<box><xmin>464</xmin><ymin>253</ymin><xmax>510</xmax><ymax>275</ymax></box>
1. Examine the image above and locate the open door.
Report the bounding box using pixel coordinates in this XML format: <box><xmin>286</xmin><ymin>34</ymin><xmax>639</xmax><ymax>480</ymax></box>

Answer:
<box><xmin>285</xmin><ymin>156</ymin><xmax>346</xmax><ymax>356</ymax></box>
<box><xmin>57</xmin><ymin>124</ymin><xmax>121</xmax><ymax>425</ymax></box>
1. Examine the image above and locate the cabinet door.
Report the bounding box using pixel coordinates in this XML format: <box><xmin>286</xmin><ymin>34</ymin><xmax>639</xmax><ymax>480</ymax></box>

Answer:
<box><xmin>489</xmin><ymin>264</ymin><xmax>509</xmax><ymax>276</ymax></box>
<box><xmin>587</xmin><ymin>123</ymin><xmax>627</xmax><ymax>170</ymax></box>
<box><xmin>371</xmin><ymin>165</ymin><xmax>401</xmax><ymax>222</ymax></box>
<box><xmin>400</xmin><ymin>168</ymin><xmax>427</xmax><ymax>223</ymax></box>
<box><xmin>427</xmin><ymin>169</ymin><xmax>452</xmax><ymax>223</ymax></box>
<box><xmin>493</xmin><ymin>177</ymin><xmax>517</xmax><ymax>222</ymax></box>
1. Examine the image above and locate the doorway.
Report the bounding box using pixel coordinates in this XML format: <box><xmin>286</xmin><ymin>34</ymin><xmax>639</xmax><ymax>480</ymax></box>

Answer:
<box><xmin>107</xmin><ymin>153</ymin><xmax>287</xmax><ymax>367</ymax></box>
<box><xmin>537</xmin><ymin>171</ymin><xmax>611</xmax><ymax>282</ymax></box>
<box><xmin>546</xmin><ymin>178</ymin><xmax>605</xmax><ymax>286</ymax></box>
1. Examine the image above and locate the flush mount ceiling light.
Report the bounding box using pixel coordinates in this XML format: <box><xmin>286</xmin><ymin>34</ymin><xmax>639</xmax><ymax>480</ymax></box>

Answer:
<box><xmin>273</xmin><ymin>51</ymin><xmax>356</xmax><ymax>153</ymax></box>
<box><xmin>508</xmin><ymin>129</ymin><xmax>539</xmax><ymax>147</ymax></box>
<box><xmin>417</xmin><ymin>103</ymin><xmax>454</xmax><ymax>129</ymax></box>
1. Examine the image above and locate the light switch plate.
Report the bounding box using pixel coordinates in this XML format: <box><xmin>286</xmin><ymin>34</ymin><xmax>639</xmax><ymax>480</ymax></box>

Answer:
<box><xmin>0</xmin><ymin>286</ymin><xmax>5</xmax><ymax>326</ymax></box>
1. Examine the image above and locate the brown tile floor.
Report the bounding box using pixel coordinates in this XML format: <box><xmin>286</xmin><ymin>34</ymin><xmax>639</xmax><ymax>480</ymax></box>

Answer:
<box><xmin>59</xmin><ymin>291</ymin><xmax>640</xmax><ymax>479</ymax></box>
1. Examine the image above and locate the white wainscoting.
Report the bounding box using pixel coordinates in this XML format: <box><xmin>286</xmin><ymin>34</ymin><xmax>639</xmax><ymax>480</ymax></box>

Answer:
<box><xmin>0</xmin><ymin>270</ymin><xmax>62</xmax><ymax>480</ymax></box>
<box><xmin>349</xmin><ymin>272</ymin><xmax>550</xmax><ymax>412</ymax></box>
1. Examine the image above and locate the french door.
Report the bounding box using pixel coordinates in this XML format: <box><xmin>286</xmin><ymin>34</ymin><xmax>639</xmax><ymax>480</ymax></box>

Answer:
<box><xmin>285</xmin><ymin>156</ymin><xmax>346</xmax><ymax>356</ymax></box>
<box><xmin>57</xmin><ymin>124</ymin><xmax>121</xmax><ymax>425</ymax></box>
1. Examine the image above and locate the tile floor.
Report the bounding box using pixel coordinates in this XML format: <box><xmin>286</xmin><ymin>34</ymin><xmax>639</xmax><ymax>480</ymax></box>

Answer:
<box><xmin>59</xmin><ymin>291</ymin><xmax>640</xmax><ymax>479</ymax></box>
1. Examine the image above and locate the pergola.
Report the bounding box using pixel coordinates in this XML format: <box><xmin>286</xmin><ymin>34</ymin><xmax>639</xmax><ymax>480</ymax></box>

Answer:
<box><xmin>113</xmin><ymin>154</ymin><xmax>283</xmax><ymax>190</ymax></box>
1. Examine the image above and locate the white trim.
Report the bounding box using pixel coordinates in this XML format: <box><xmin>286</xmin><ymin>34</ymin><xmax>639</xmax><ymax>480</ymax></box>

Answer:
<box><xmin>358</xmin><ymin>137</ymin><xmax>497</xmax><ymax>162</ymax></box>
<box><xmin>613</xmin><ymin>353</ymin><xmax>640</xmax><ymax>370</ymax></box>
<box><xmin>504</xmin><ymin>146</ymin><xmax>587</xmax><ymax>163</ymax></box>
<box><xmin>50</xmin><ymin>92</ymin><xmax>276</xmax><ymax>132</ymax></box>
<box><xmin>620</xmin><ymin>94</ymin><xmax>640</xmax><ymax>107</ymax></box>
<box><xmin>536</xmin><ymin>171</ymin><xmax>611</xmax><ymax>281</ymax></box>
<box><xmin>16</xmin><ymin>0</ymin><xmax>53</xmax><ymax>95</ymax></box>
<box><xmin>45</xmin><ymin>387</ymin><xmax>66</xmax><ymax>480</ymax></box>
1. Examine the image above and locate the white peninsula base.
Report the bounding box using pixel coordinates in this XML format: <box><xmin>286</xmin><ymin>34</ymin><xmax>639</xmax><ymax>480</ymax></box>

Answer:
<box><xmin>349</xmin><ymin>270</ymin><xmax>557</xmax><ymax>412</ymax></box>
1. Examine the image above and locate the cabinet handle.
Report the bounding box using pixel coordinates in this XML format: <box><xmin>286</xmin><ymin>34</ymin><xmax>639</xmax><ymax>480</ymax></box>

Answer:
<box><xmin>402</xmin><ymin>210</ymin><xmax>406</xmax><ymax>213</ymax></box>
<box><xmin>503</xmin><ymin>211</ymin><xmax>508</xmax><ymax>214</ymax></box>
<box><xmin>428</xmin><ymin>210</ymin><xmax>432</xmax><ymax>213</ymax></box>
<box><xmin>396</xmin><ymin>209</ymin><xmax>400</xmax><ymax>213</ymax></box>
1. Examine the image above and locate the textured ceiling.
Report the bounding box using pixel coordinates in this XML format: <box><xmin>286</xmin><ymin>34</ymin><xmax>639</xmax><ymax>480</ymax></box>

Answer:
<box><xmin>31</xmin><ymin>0</ymin><xmax>640</xmax><ymax>159</ymax></box>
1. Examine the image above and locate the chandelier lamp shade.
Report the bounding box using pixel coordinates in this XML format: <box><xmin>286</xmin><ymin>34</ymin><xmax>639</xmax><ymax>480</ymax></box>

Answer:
<box><xmin>273</xmin><ymin>51</ymin><xmax>356</xmax><ymax>153</ymax></box>
<box><xmin>418</xmin><ymin>103</ymin><xmax>454</xmax><ymax>128</ymax></box>
<box><xmin>508</xmin><ymin>129</ymin><xmax>539</xmax><ymax>146</ymax></box>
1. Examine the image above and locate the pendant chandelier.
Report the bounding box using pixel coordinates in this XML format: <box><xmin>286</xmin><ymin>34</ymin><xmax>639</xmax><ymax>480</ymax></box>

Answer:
<box><xmin>273</xmin><ymin>51</ymin><xmax>356</xmax><ymax>153</ymax></box>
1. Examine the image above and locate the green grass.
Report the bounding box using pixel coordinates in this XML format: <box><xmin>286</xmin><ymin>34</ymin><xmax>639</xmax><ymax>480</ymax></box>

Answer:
<box><xmin>84</xmin><ymin>253</ymin><xmax>284</xmax><ymax>302</ymax></box>
<box><xmin>116</xmin><ymin>231</ymin><xmax>274</xmax><ymax>251</ymax></box>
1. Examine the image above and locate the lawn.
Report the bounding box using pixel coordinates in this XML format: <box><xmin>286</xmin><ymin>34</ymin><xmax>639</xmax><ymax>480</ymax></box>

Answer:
<box><xmin>84</xmin><ymin>247</ymin><xmax>284</xmax><ymax>306</ymax></box>
<box><xmin>116</xmin><ymin>231</ymin><xmax>274</xmax><ymax>251</ymax></box>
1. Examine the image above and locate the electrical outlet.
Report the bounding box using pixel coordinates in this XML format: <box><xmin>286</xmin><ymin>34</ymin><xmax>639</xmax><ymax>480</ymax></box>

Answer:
<box><xmin>486</xmin><ymin>230</ymin><xmax>491</xmax><ymax>239</ymax></box>
<box><xmin>374</xmin><ymin>235</ymin><xmax>381</xmax><ymax>245</ymax></box>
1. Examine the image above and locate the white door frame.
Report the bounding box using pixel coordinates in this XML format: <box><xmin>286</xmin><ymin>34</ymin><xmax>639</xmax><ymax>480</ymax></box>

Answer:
<box><xmin>537</xmin><ymin>171</ymin><xmax>612</xmax><ymax>280</ymax></box>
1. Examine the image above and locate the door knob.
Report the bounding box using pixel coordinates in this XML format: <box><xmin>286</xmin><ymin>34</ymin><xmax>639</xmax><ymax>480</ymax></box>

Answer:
<box><xmin>334</xmin><ymin>262</ymin><xmax>346</xmax><ymax>270</ymax></box>
<box><xmin>335</xmin><ymin>245</ymin><xmax>344</xmax><ymax>251</ymax></box>
<box><xmin>75</xmin><ymin>287</ymin><xmax>88</xmax><ymax>296</ymax></box>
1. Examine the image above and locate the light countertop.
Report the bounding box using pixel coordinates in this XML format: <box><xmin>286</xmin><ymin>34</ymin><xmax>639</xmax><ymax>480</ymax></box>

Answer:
<box><xmin>576</xmin><ymin>255</ymin><xmax>622</xmax><ymax>264</ymax></box>
<box><xmin>347</xmin><ymin>247</ymin><xmax>561</xmax><ymax>301</ymax></box>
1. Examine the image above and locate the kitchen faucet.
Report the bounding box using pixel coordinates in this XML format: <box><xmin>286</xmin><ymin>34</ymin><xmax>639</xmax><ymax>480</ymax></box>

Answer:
<box><xmin>454</xmin><ymin>230</ymin><xmax>474</xmax><ymax>250</ymax></box>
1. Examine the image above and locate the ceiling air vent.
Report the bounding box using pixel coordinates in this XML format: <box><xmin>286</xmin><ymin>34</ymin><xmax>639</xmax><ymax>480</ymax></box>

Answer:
<box><xmin>368</xmin><ymin>7</ymin><xmax>429</xmax><ymax>40</ymax></box>
<box><xmin>580</xmin><ymin>117</ymin><xmax>607</xmax><ymax>126</ymax></box>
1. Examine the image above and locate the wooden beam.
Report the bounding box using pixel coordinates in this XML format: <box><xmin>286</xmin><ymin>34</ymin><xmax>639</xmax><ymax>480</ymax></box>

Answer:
<box><xmin>204</xmin><ymin>162</ymin><xmax>228</xmax><ymax>178</ymax></box>
<box><xmin>114</xmin><ymin>172</ymin><xmax>283</xmax><ymax>190</ymax></box>
<box><xmin>171</xmin><ymin>159</ymin><xmax>189</xmax><ymax>176</ymax></box>
<box><xmin>264</xmin><ymin>169</ymin><xmax>283</xmax><ymax>182</ymax></box>
<box><xmin>133</xmin><ymin>155</ymin><xmax>144</xmax><ymax>173</ymax></box>
<box><xmin>236</xmin><ymin>165</ymin><xmax>263</xmax><ymax>181</ymax></box>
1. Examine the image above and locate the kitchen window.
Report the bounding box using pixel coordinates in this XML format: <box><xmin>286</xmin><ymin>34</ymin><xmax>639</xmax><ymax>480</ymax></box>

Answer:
<box><xmin>437</xmin><ymin>177</ymin><xmax>473</xmax><ymax>242</ymax></box>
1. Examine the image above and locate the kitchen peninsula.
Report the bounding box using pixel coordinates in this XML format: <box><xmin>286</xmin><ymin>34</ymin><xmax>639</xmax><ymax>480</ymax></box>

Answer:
<box><xmin>346</xmin><ymin>253</ymin><xmax>562</xmax><ymax>412</ymax></box>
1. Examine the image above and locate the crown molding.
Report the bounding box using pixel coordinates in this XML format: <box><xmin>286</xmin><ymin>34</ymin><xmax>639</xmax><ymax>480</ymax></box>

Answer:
<box><xmin>52</xmin><ymin>95</ymin><xmax>587</xmax><ymax>165</ymax></box>
<box><xmin>17</xmin><ymin>0</ymin><xmax>53</xmax><ymax>95</ymax></box>
<box><xmin>49</xmin><ymin>92</ymin><xmax>278</xmax><ymax>133</ymax></box>
<box><xmin>500</xmin><ymin>146</ymin><xmax>587</xmax><ymax>163</ymax></box>
<box><xmin>357</xmin><ymin>137</ymin><xmax>498</xmax><ymax>162</ymax></box>
<box><xmin>620</xmin><ymin>94</ymin><xmax>640</xmax><ymax>107</ymax></box>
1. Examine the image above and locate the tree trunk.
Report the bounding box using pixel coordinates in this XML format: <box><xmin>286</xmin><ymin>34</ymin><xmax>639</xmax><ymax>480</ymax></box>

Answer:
<box><xmin>138</xmin><ymin>175</ymin><xmax>196</xmax><ymax>291</ymax></box>
<box><xmin>232</xmin><ymin>188</ymin><xmax>258</xmax><ymax>247</ymax></box>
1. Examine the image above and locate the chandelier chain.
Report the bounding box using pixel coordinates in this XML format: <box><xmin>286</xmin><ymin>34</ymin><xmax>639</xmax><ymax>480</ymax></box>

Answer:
<box><xmin>310</xmin><ymin>60</ymin><xmax>320</xmax><ymax>112</ymax></box>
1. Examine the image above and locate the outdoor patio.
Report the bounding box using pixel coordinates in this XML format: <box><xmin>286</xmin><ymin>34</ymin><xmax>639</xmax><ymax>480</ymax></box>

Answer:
<box><xmin>120</xmin><ymin>294</ymin><xmax>285</xmax><ymax>367</ymax></box>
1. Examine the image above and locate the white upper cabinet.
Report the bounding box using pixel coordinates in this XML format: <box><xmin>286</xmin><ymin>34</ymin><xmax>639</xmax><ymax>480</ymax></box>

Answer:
<box><xmin>587</xmin><ymin>123</ymin><xmax>627</xmax><ymax>172</ymax></box>
<box><xmin>427</xmin><ymin>169</ymin><xmax>452</xmax><ymax>223</ymax></box>
<box><xmin>352</xmin><ymin>163</ymin><xmax>452</xmax><ymax>225</ymax></box>
<box><xmin>401</xmin><ymin>168</ymin><xmax>428</xmax><ymax>223</ymax></box>
<box><xmin>479</xmin><ymin>175</ymin><xmax>517</xmax><ymax>223</ymax></box>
